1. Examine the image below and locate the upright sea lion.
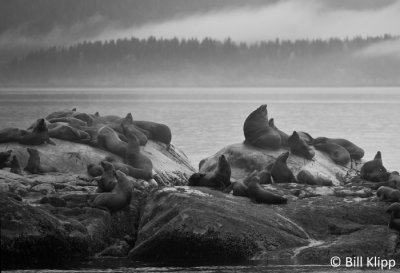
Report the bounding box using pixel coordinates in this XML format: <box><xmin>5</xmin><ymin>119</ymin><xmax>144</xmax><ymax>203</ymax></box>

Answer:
<box><xmin>313</xmin><ymin>137</ymin><xmax>364</xmax><ymax>160</ymax></box>
<box><xmin>97</xmin><ymin>161</ymin><xmax>117</xmax><ymax>193</ymax></box>
<box><xmin>125</xmin><ymin>132</ymin><xmax>153</xmax><ymax>175</ymax></box>
<box><xmin>120</xmin><ymin>113</ymin><xmax>148</xmax><ymax>146</ymax></box>
<box><xmin>271</xmin><ymin>152</ymin><xmax>296</xmax><ymax>183</ymax></box>
<box><xmin>24</xmin><ymin>148</ymin><xmax>59</xmax><ymax>174</ymax></box>
<box><xmin>243</xmin><ymin>104</ymin><xmax>281</xmax><ymax>149</ymax></box>
<box><xmin>268</xmin><ymin>118</ymin><xmax>289</xmax><ymax>146</ymax></box>
<box><xmin>0</xmin><ymin>150</ymin><xmax>12</xmax><ymax>168</ymax></box>
<box><xmin>19</xmin><ymin>118</ymin><xmax>55</xmax><ymax>146</ymax></box>
<box><xmin>314</xmin><ymin>142</ymin><xmax>350</xmax><ymax>166</ymax></box>
<box><xmin>361</xmin><ymin>151</ymin><xmax>390</xmax><ymax>182</ymax></box>
<box><xmin>246</xmin><ymin>172</ymin><xmax>287</xmax><ymax>204</ymax></box>
<box><xmin>288</xmin><ymin>131</ymin><xmax>315</xmax><ymax>160</ymax></box>
<box><xmin>9</xmin><ymin>155</ymin><xmax>22</xmax><ymax>175</ymax></box>
<box><xmin>87</xmin><ymin>163</ymin><xmax>104</xmax><ymax>177</ymax></box>
<box><xmin>296</xmin><ymin>170</ymin><xmax>333</xmax><ymax>186</ymax></box>
<box><xmin>188</xmin><ymin>155</ymin><xmax>231</xmax><ymax>190</ymax></box>
<box><xmin>91</xmin><ymin>170</ymin><xmax>132</xmax><ymax>213</ymax></box>
<box><xmin>97</xmin><ymin>126</ymin><xmax>127</xmax><ymax>157</ymax></box>
<box><xmin>133</xmin><ymin>119</ymin><xmax>172</xmax><ymax>146</ymax></box>
<box><xmin>377</xmin><ymin>186</ymin><xmax>400</xmax><ymax>202</ymax></box>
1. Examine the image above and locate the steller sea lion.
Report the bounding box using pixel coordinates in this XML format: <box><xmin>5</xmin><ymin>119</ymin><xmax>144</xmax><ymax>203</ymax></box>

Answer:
<box><xmin>223</xmin><ymin>181</ymin><xmax>249</xmax><ymax>197</ymax></box>
<box><xmin>271</xmin><ymin>152</ymin><xmax>296</xmax><ymax>183</ymax></box>
<box><xmin>246</xmin><ymin>172</ymin><xmax>287</xmax><ymax>204</ymax></box>
<box><xmin>72</xmin><ymin>112</ymin><xmax>96</xmax><ymax>126</ymax></box>
<box><xmin>296</xmin><ymin>170</ymin><xmax>333</xmax><ymax>186</ymax></box>
<box><xmin>47</xmin><ymin>117</ymin><xmax>88</xmax><ymax>128</ymax></box>
<box><xmin>133</xmin><ymin>119</ymin><xmax>172</xmax><ymax>146</ymax></box>
<box><xmin>105</xmin><ymin>159</ymin><xmax>153</xmax><ymax>181</ymax></box>
<box><xmin>387</xmin><ymin>203</ymin><xmax>400</xmax><ymax>231</ymax></box>
<box><xmin>297</xmin><ymin>131</ymin><xmax>314</xmax><ymax>145</ymax></box>
<box><xmin>314</xmin><ymin>142</ymin><xmax>350</xmax><ymax>165</ymax></box>
<box><xmin>188</xmin><ymin>154</ymin><xmax>231</xmax><ymax>190</ymax></box>
<box><xmin>96</xmin><ymin>161</ymin><xmax>117</xmax><ymax>193</ymax></box>
<box><xmin>45</xmin><ymin>108</ymin><xmax>75</xmax><ymax>120</ymax></box>
<box><xmin>24</xmin><ymin>148</ymin><xmax>59</xmax><ymax>174</ymax></box>
<box><xmin>87</xmin><ymin>163</ymin><xmax>104</xmax><ymax>177</ymax></box>
<box><xmin>120</xmin><ymin>113</ymin><xmax>148</xmax><ymax>146</ymax></box>
<box><xmin>268</xmin><ymin>118</ymin><xmax>289</xmax><ymax>146</ymax></box>
<box><xmin>258</xmin><ymin>169</ymin><xmax>272</xmax><ymax>184</ymax></box>
<box><xmin>49</xmin><ymin>124</ymin><xmax>91</xmax><ymax>144</ymax></box>
<box><xmin>9</xmin><ymin>155</ymin><xmax>22</xmax><ymax>175</ymax></box>
<box><xmin>313</xmin><ymin>137</ymin><xmax>364</xmax><ymax>160</ymax></box>
<box><xmin>243</xmin><ymin>104</ymin><xmax>281</xmax><ymax>149</ymax></box>
<box><xmin>361</xmin><ymin>151</ymin><xmax>390</xmax><ymax>182</ymax></box>
<box><xmin>0</xmin><ymin>150</ymin><xmax>12</xmax><ymax>168</ymax></box>
<box><xmin>377</xmin><ymin>186</ymin><xmax>400</xmax><ymax>202</ymax></box>
<box><xmin>91</xmin><ymin>170</ymin><xmax>132</xmax><ymax>213</ymax></box>
<box><xmin>288</xmin><ymin>131</ymin><xmax>315</xmax><ymax>160</ymax></box>
<box><xmin>125</xmin><ymin>132</ymin><xmax>153</xmax><ymax>175</ymax></box>
<box><xmin>97</xmin><ymin>126</ymin><xmax>127</xmax><ymax>157</ymax></box>
<box><xmin>0</xmin><ymin>128</ymin><xmax>22</xmax><ymax>144</ymax></box>
<box><xmin>19</xmin><ymin>118</ymin><xmax>55</xmax><ymax>146</ymax></box>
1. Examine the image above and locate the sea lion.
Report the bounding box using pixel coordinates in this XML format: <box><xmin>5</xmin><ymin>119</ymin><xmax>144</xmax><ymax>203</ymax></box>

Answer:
<box><xmin>45</xmin><ymin>109</ymin><xmax>75</xmax><ymax>120</ymax></box>
<box><xmin>288</xmin><ymin>131</ymin><xmax>315</xmax><ymax>160</ymax></box>
<box><xmin>100</xmin><ymin>114</ymin><xmax>123</xmax><ymax>123</ymax></box>
<box><xmin>91</xmin><ymin>170</ymin><xmax>132</xmax><ymax>213</ymax></box>
<box><xmin>314</xmin><ymin>142</ymin><xmax>350</xmax><ymax>165</ymax></box>
<box><xmin>72</xmin><ymin>112</ymin><xmax>95</xmax><ymax>126</ymax></box>
<box><xmin>125</xmin><ymin>132</ymin><xmax>153</xmax><ymax>175</ymax></box>
<box><xmin>246</xmin><ymin>172</ymin><xmax>287</xmax><ymax>204</ymax></box>
<box><xmin>120</xmin><ymin>113</ymin><xmax>148</xmax><ymax>146</ymax></box>
<box><xmin>296</xmin><ymin>170</ymin><xmax>333</xmax><ymax>186</ymax></box>
<box><xmin>188</xmin><ymin>154</ymin><xmax>231</xmax><ymax>190</ymax></box>
<box><xmin>0</xmin><ymin>128</ymin><xmax>23</xmax><ymax>143</ymax></box>
<box><xmin>9</xmin><ymin>155</ymin><xmax>22</xmax><ymax>175</ymax></box>
<box><xmin>0</xmin><ymin>150</ymin><xmax>12</xmax><ymax>168</ymax></box>
<box><xmin>223</xmin><ymin>181</ymin><xmax>249</xmax><ymax>197</ymax></box>
<box><xmin>297</xmin><ymin>131</ymin><xmax>314</xmax><ymax>145</ymax></box>
<box><xmin>49</xmin><ymin>124</ymin><xmax>91</xmax><ymax>143</ymax></box>
<box><xmin>19</xmin><ymin>118</ymin><xmax>55</xmax><ymax>146</ymax></box>
<box><xmin>377</xmin><ymin>186</ymin><xmax>400</xmax><ymax>202</ymax></box>
<box><xmin>387</xmin><ymin>203</ymin><xmax>400</xmax><ymax>231</ymax></box>
<box><xmin>360</xmin><ymin>151</ymin><xmax>390</xmax><ymax>182</ymax></box>
<box><xmin>87</xmin><ymin>163</ymin><xmax>104</xmax><ymax>177</ymax></box>
<box><xmin>133</xmin><ymin>119</ymin><xmax>172</xmax><ymax>146</ymax></box>
<box><xmin>258</xmin><ymin>169</ymin><xmax>272</xmax><ymax>184</ymax></box>
<box><xmin>388</xmin><ymin>172</ymin><xmax>400</xmax><ymax>190</ymax></box>
<box><xmin>106</xmin><ymin>160</ymin><xmax>153</xmax><ymax>181</ymax></box>
<box><xmin>97</xmin><ymin>126</ymin><xmax>127</xmax><ymax>157</ymax></box>
<box><xmin>243</xmin><ymin>104</ymin><xmax>281</xmax><ymax>149</ymax></box>
<box><xmin>313</xmin><ymin>137</ymin><xmax>364</xmax><ymax>160</ymax></box>
<box><xmin>268</xmin><ymin>118</ymin><xmax>289</xmax><ymax>146</ymax></box>
<box><xmin>271</xmin><ymin>152</ymin><xmax>296</xmax><ymax>183</ymax></box>
<box><xmin>48</xmin><ymin>117</ymin><xmax>88</xmax><ymax>128</ymax></box>
<box><xmin>24</xmin><ymin>148</ymin><xmax>59</xmax><ymax>174</ymax></box>
<box><xmin>96</xmin><ymin>161</ymin><xmax>117</xmax><ymax>193</ymax></box>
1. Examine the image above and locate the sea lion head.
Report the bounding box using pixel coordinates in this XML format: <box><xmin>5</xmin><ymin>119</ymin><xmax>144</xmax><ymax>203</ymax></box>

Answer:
<box><xmin>188</xmin><ymin>173</ymin><xmax>205</xmax><ymax>186</ymax></box>
<box><xmin>257</xmin><ymin>104</ymin><xmax>268</xmax><ymax>118</ymax></box>
<box><xmin>313</xmin><ymin>137</ymin><xmax>328</xmax><ymax>145</ymax></box>
<box><xmin>94</xmin><ymin>112</ymin><xmax>100</xmax><ymax>117</ymax></box>
<box><xmin>374</xmin><ymin>151</ymin><xmax>382</xmax><ymax>161</ymax></box>
<box><xmin>361</xmin><ymin>151</ymin><xmax>390</xmax><ymax>182</ymax></box>
<box><xmin>217</xmin><ymin>154</ymin><xmax>231</xmax><ymax>176</ymax></box>
<box><xmin>288</xmin><ymin>131</ymin><xmax>315</xmax><ymax>160</ymax></box>
<box><xmin>268</xmin><ymin>118</ymin><xmax>276</xmax><ymax>128</ymax></box>
<box><xmin>33</xmin><ymin>118</ymin><xmax>47</xmax><ymax>133</ymax></box>
<box><xmin>100</xmin><ymin>161</ymin><xmax>114</xmax><ymax>172</ymax></box>
<box><xmin>277</xmin><ymin>151</ymin><xmax>290</xmax><ymax>162</ymax></box>
<box><xmin>123</xmin><ymin>113</ymin><xmax>134</xmax><ymax>124</ymax></box>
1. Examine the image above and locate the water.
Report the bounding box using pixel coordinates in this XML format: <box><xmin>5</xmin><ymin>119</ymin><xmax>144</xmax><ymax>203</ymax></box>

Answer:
<box><xmin>1</xmin><ymin>87</ymin><xmax>399</xmax><ymax>272</ymax></box>
<box><xmin>0</xmin><ymin>87</ymin><xmax>399</xmax><ymax>170</ymax></box>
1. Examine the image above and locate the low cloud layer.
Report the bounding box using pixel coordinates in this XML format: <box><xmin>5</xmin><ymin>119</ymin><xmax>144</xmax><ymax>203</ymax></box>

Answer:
<box><xmin>356</xmin><ymin>39</ymin><xmax>400</xmax><ymax>59</ymax></box>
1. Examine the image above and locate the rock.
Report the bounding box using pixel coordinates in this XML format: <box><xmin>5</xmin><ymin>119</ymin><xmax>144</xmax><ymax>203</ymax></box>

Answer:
<box><xmin>31</xmin><ymin>183</ymin><xmax>56</xmax><ymax>195</ymax></box>
<box><xmin>40</xmin><ymin>195</ymin><xmax>67</xmax><ymax>207</ymax></box>
<box><xmin>199</xmin><ymin>143</ymin><xmax>362</xmax><ymax>185</ymax></box>
<box><xmin>99</xmin><ymin>239</ymin><xmax>130</xmax><ymax>257</ymax></box>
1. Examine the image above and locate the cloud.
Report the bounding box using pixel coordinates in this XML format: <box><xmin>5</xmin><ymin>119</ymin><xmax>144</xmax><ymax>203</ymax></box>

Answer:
<box><xmin>96</xmin><ymin>0</ymin><xmax>400</xmax><ymax>42</ymax></box>
<box><xmin>355</xmin><ymin>39</ymin><xmax>400</xmax><ymax>59</ymax></box>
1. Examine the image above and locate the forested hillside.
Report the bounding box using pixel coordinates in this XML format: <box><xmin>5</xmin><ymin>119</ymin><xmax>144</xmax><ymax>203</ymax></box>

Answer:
<box><xmin>2</xmin><ymin>35</ymin><xmax>399</xmax><ymax>87</ymax></box>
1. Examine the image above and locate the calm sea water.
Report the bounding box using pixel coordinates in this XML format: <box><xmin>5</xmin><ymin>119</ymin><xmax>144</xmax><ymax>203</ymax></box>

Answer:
<box><xmin>1</xmin><ymin>87</ymin><xmax>399</xmax><ymax>272</ymax></box>
<box><xmin>0</xmin><ymin>87</ymin><xmax>399</xmax><ymax>171</ymax></box>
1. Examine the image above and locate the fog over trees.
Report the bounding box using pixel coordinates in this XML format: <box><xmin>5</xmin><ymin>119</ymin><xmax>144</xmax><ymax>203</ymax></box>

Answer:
<box><xmin>1</xmin><ymin>35</ymin><xmax>399</xmax><ymax>87</ymax></box>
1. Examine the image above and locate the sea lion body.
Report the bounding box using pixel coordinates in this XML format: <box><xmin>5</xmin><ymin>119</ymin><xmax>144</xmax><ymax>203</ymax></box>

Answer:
<box><xmin>24</xmin><ymin>148</ymin><xmax>59</xmax><ymax>174</ymax></box>
<box><xmin>91</xmin><ymin>170</ymin><xmax>132</xmax><ymax>213</ymax></box>
<box><xmin>243</xmin><ymin>104</ymin><xmax>281</xmax><ymax>149</ymax></box>
<box><xmin>49</xmin><ymin>124</ymin><xmax>91</xmax><ymax>143</ymax></box>
<box><xmin>388</xmin><ymin>172</ymin><xmax>400</xmax><ymax>190</ymax></box>
<box><xmin>297</xmin><ymin>132</ymin><xmax>314</xmax><ymax>145</ymax></box>
<box><xmin>360</xmin><ymin>151</ymin><xmax>390</xmax><ymax>182</ymax></box>
<box><xmin>97</xmin><ymin>161</ymin><xmax>117</xmax><ymax>193</ymax></box>
<box><xmin>288</xmin><ymin>131</ymin><xmax>315</xmax><ymax>160</ymax></box>
<box><xmin>0</xmin><ymin>128</ymin><xmax>22</xmax><ymax>143</ymax></box>
<box><xmin>9</xmin><ymin>155</ymin><xmax>22</xmax><ymax>175</ymax></box>
<box><xmin>108</xmin><ymin>160</ymin><xmax>152</xmax><ymax>180</ymax></box>
<box><xmin>133</xmin><ymin>120</ymin><xmax>172</xmax><ymax>146</ymax></box>
<box><xmin>386</xmin><ymin>203</ymin><xmax>400</xmax><ymax>218</ymax></box>
<box><xmin>313</xmin><ymin>137</ymin><xmax>364</xmax><ymax>160</ymax></box>
<box><xmin>188</xmin><ymin>155</ymin><xmax>231</xmax><ymax>190</ymax></box>
<box><xmin>377</xmin><ymin>186</ymin><xmax>400</xmax><ymax>202</ymax></box>
<box><xmin>19</xmin><ymin>118</ymin><xmax>54</xmax><ymax>146</ymax></box>
<box><xmin>258</xmin><ymin>169</ymin><xmax>272</xmax><ymax>184</ymax></box>
<box><xmin>72</xmin><ymin>112</ymin><xmax>95</xmax><ymax>126</ymax></box>
<box><xmin>247</xmin><ymin>175</ymin><xmax>287</xmax><ymax>204</ymax></box>
<box><xmin>97</xmin><ymin>126</ymin><xmax>127</xmax><ymax>157</ymax></box>
<box><xmin>0</xmin><ymin>150</ymin><xmax>12</xmax><ymax>168</ymax></box>
<box><xmin>271</xmin><ymin>152</ymin><xmax>296</xmax><ymax>183</ymax></box>
<box><xmin>45</xmin><ymin>109</ymin><xmax>75</xmax><ymax>120</ymax></box>
<box><xmin>314</xmin><ymin>143</ymin><xmax>350</xmax><ymax>165</ymax></box>
<box><xmin>87</xmin><ymin>163</ymin><xmax>104</xmax><ymax>177</ymax></box>
<box><xmin>48</xmin><ymin>117</ymin><xmax>88</xmax><ymax>128</ymax></box>
<box><xmin>125</xmin><ymin>133</ymin><xmax>153</xmax><ymax>174</ymax></box>
<box><xmin>224</xmin><ymin>181</ymin><xmax>249</xmax><ymax>197</ymax></box>
<box><xmin>120</xmin><ymin>113</ymin><xmax>148</xmax><ymax>146</ymax></box>
<box><xmin>268</xmin><ymin>119</ymin><xmax>289</xmax><ymax>147</ymax></box>
<box><xmin>296</xmin><ymin>170</ymin><xmax>333</xmax><ymax>186</ymax></box>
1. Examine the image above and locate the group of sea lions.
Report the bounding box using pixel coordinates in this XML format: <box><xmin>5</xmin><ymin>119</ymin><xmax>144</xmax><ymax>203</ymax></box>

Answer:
<box><xmin>243</xmin><ymin>104</ymin><xmax>365</xmax><ymax>165</ymax></box>
<box><xmin>0</xmin><ymin>108</ymin><xmax>173</xmax><ymax>213</ymax></box>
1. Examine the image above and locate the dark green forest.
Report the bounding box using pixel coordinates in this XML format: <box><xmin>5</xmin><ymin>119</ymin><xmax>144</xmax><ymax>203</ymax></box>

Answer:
<box><xmin>2</xmin><ymin>35</ymin><xmax>399</xmax><ymax>87</ymax></box>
